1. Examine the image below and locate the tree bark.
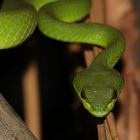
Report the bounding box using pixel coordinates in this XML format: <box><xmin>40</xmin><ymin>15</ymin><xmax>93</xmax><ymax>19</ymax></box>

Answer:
<box><xmin>0</xmin><ymin>93</ymin><xmax>36</xmax><ymax>140</ymax></box>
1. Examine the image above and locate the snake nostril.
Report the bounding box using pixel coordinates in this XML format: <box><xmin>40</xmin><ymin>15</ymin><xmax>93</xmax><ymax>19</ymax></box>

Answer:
<box><xmin>112</xmin><ymin>91</ymin><xmax>117</xmax><ymax>99</ymax></box>
<box><xmin>80</xmin><ymin>90</ymin><xmax>86</xmax><ymax>99</ymax></box>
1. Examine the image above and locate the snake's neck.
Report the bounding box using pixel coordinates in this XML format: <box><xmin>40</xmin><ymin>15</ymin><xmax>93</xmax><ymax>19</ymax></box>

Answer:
<box><xmin>89</xmin><ymin>35</ymin><xmax>125</xmax><ymax>70</ymax></box>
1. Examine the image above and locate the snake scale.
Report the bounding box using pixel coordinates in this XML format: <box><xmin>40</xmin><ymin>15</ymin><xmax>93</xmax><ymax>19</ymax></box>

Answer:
<box><xmin>0</xmin><ymin>0</ymin><xmax>125</xmax><ymax>117</ymax></box>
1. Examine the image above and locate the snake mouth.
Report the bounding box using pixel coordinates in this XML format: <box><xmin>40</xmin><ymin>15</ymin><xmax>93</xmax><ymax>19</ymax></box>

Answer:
<box><xmin>91</xmin><ymin>110</ymin><xmax>108</xmax><ymax>117</ymax></box>
<box><xmin>83</xmin><ymin>99</ymin><xmax>116</xmax><ymax>117</ymax></box>
<box><xmin>91</xmin><ymin>100</ymin><xmax>116</xmax><ymax>117</ymax></box>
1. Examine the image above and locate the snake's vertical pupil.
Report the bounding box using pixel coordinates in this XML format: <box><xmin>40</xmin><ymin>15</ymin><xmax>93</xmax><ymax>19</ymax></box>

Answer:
<box><xmin>112</xmin><ymin>91</ymin><xmax>117</xmax><ymax>99</ymax></box>
<box><xmin>81</xmin><ymin>90</ymin><xmax>86</xmax><ymax>99</ymax></box>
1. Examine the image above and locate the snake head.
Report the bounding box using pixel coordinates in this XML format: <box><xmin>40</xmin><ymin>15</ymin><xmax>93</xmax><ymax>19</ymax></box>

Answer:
<box><xmin>79</xmin><ymin>87</ymin><xmax>118</xmax><ymax>117</ymax></box>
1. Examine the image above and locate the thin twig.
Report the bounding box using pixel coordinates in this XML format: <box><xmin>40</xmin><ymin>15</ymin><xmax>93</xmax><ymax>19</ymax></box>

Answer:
<box><xmin>106</xmin><ymin>112</ymin><xmax>120</xmax><ymax>140</ymax></box>
<box><xmin>104</xmin><ymin>119</ymin><xmax>112</xmax><ymax>140</ymax></box>
<box><xmin>97</xmin><ymin>122</ymin><xmax>106</xmax><ymax>140</ymax></box>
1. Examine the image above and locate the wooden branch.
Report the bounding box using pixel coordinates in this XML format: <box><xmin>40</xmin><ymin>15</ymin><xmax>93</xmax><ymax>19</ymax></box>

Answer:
<box><xmin>0</xmin><ymin>93</ymin><xmax>36</xmax><ymax>139</ymax></box>
<box><xmin>106</xmin><ymin>113</ymin><xmax>120</xmax><ymax>140</ymax></box>
<box><xmin>90</xmin><ymin>0</ymin><xmax>106</xmax><ymax>23</ymax></box>
<box><xmin>97</xmin><ymin>122</ymin><xmax>106</xmax><ymax>140</ymax></box>
<box><xmin>104</xmin><ymin>119</ymin><xmax>112</xmax><ymax>140</ymax></box>
<box><xmin>22</xmin><ymin>62</ymin><xmax>42</xmax><ymax>140</ymax></box>
<box><xmin>127</xmin><ymin>75</ymin><xmax>140</xmax><ymax>140</ymax></box>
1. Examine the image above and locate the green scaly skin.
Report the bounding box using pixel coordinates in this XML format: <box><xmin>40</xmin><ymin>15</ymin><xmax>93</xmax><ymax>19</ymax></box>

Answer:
<box><xmin>0</xmin><ymin>0</ymin><xmax>37</xmax><ymax>49</ymax></box>
<box><xmin>1</xmin><ymin>0</ymin><xmax>125</xmax><ymax>117</ymax></box>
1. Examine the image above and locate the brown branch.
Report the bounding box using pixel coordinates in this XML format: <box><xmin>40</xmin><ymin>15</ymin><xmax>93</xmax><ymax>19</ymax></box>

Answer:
<box><xmin>127</xmin><ymin>74</ymin><xmax>140</xmax><ymax>140</ymax></box>
<box><xmin>104</xmin><ymin>119</ymin><xmax>112</xmax><ymax>140</ymax></box>
<box><xmin>0</xmin><ymin>93</ymin><xmax>37</xmax><ymax>139</ymax></box>
<box><xmin>22</xmin><ymin>62</ymin><xmax>42</xmax><ymax>140</ymax></box>
<box><xmin>97</xmin><ymin>122</ymin><xmax>106</xmax><ymax>140</ymax></box>
<box><xmin>106</xmin><ymin>113</ymin><xmax>120</xmax><ymax>140</ymax></box>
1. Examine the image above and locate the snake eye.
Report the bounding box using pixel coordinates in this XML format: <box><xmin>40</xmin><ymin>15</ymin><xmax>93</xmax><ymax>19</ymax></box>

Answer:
<box><xmin>80</xmin><ymin>90</ymin><xmax>86</xmax><ymax>99</ymax></box>
<box><xmin>112</xmin><ymin>91</ymin><xmax>118</xmax><ymax>99</ymax></box>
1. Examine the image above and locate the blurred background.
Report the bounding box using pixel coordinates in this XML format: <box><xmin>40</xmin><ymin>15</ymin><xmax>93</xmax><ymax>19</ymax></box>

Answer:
<box><xmin>0</xmin><ymin>0</ymin><xmax>140</xmax><ymax>140</ymax></box>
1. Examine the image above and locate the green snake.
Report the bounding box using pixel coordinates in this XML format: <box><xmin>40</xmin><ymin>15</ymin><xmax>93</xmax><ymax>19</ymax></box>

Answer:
<box><xmin>0</xmin><ymin>0</ymin><xmax>125</xmax><ymax>117</ymax></box>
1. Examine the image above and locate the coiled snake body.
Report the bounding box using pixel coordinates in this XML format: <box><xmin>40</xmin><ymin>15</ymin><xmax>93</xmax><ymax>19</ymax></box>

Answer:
<box><xmin>0</xmin><ymin>0</ymin><xmax>125</xmax><ymax>117</ymax></box>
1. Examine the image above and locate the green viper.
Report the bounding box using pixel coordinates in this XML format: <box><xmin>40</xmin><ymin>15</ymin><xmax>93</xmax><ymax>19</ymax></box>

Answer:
<box><xmin>0</xmin><ymin>0</ymin><xmax>125</xmax><ymax>117</ymax></box>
